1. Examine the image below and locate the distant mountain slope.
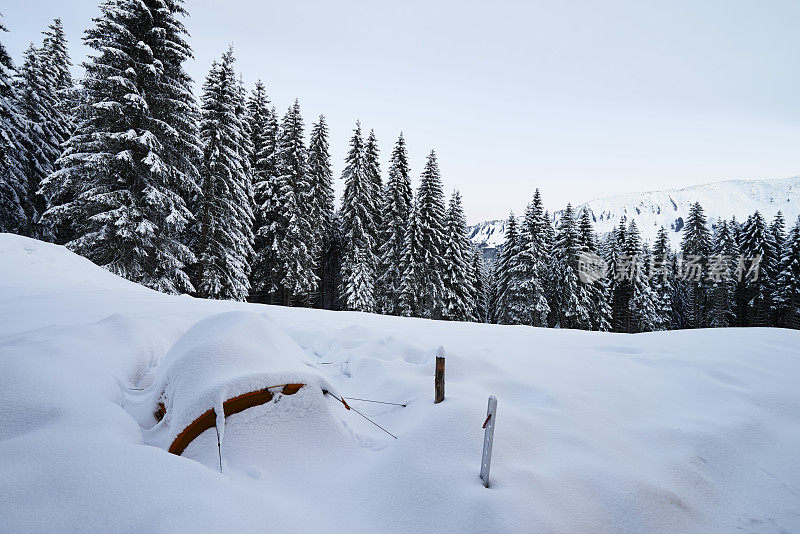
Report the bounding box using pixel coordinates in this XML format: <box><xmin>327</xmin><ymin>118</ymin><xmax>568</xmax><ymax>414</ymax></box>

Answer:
<box><xmin>470</xmin><ymin>176</ymin><xmax>800</xmax><ymax>256</ymax></box>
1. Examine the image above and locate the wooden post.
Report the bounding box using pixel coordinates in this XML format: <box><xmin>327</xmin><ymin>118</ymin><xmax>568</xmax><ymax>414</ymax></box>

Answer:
<box><xmin>434</xmin><ymin>346</ymin><xmax>445</xmax><ymax>404</ymax></box>
<box><xmin>480</xmin><ymin>395</ymin><xmax>497</xmax><ymax>488</ymax></box>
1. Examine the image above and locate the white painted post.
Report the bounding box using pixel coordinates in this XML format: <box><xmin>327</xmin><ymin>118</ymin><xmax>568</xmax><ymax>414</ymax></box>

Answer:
<box><xmin>480</xmin><ymin>395</ymin><xmax>497</xmax><ymax>488</ymax></box>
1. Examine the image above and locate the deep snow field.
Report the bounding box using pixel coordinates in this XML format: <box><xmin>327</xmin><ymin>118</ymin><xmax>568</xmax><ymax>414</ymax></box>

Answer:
<box><xmin>1</xmin><ymin>233</ymin><xmax>799</xmax><ymax>533</ymax></box>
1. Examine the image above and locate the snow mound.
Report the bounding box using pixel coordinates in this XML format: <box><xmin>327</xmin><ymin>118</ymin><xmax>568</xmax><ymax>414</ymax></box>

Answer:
<box><xmin>146</xmin><ymin>311</ymin><xmax>333</xmax><ymax>450</ymax></box>
<box><xmin>2</xmin><ymin>234</ymin><xmax>800</xmax><ymax>533</ymax></box>
<box><xmin>0</xmin><ymin>232</ymin><xmax>148</xmax><ymax>291</ymax></box>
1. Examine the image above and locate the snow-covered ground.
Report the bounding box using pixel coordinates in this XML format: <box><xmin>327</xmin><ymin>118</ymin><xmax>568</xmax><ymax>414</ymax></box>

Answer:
<box><xmin>470</xmin><ymin>175</ymin><xmax>800</xmax><ymax>254</ymax></box>
<box><xmin>2</xmin><ymin>233</ymin><xmax>799</xmax><ymax>533</ymax></box>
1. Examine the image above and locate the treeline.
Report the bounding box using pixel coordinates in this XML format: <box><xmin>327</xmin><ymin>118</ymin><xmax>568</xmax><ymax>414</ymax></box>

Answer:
<box><xmin>0</xmin><ymin>2</ymin><xmax>480</xmax><ymax>320</ymax></box>
<box><xmin>1</xmin><ymin>4</ymin><xmax>799</xmax><ymax>332</ymax></box>
<box><xmin>490</xmin><ymin>198</ymin><xmax>800</xmax><ymax>331</ymax></box>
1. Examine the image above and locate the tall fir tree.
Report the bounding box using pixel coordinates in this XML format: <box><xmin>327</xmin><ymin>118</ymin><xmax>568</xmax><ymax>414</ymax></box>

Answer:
<box><xmin>14</xmin><ymin>43</ymin><xmax>54</xmax><ymax>236</ymax></box>
<box><xmin>37</xmin><ymin>18</ymin><xmax>77</xmax><ymax>242</ymax></box>
<box><xmin>193</xmin><ymin>49</ymin><xmax>254</xmax><ymax>301</ymax></box>
<box><xmin>398</xmin><ymin>199</ymin><xmax>423</xmax><ymax>317</ymax></box>
<box><xmin>708</xmin><ymin>219</ymin><xmax>738</xmax><ymax>327</ymax></box>
<box><xmin>41</xmin><ymin>0</ymin><xmax>202</xmax><ymax>293</ymax></box>
<box><xmin>441</xmin><ymin>191</ymin><xmax>476</xmax><ymax>321</ymax></box>
<box><xmin>650</xmin><ymin>226</ymin><xmax>674</xmax><ymax>330</ymax></box>
<box><xmin>577</xmin><ymin>207</ymin><xmax>611</xmax><ymax>331</ymax></box>
<box><xmin>739</xmin><ymin>212</ymin><xmax>772</xmax><ymax>326</ymax></box>
<box><xmin>550</xmin><ymin>204</ymin><xmax>591</xmax><ymax>329</ymax></box>
<box><xmin>493</xmin><ymin>212</ymin><xmax>518</xmax><ymax>324</ymax></box>
<box><xmin>376</xmin><ymin>133</ymin><xmax>413</xmax><ymax>314</ymax></box>
<box><xmin>307</xmin><ymin>115</ymin><xmax>335</xmax><ymax>308</ymax></box>
<box><xmin>0</xmin><ymin>16</ymin><xmax>31</xmax><ymax>234</ymax></box>
<box><xmin>364</xmin><ymin>128</ymin><xmax>382</xmax><ymax>258</ymax></box>
<box><xmin>680</xmin><ymin>202</ymin><xmax>712</xmax><ymax>328</ymax></box>
<box><xmin>470</xmin><ymin>246</ymin><xmax>489</xmax><ymax>323</ymax></box>
<box><xmin>767</xmin><ymin>212</ymin><xmax>786</xmax><ymax>326</ymax></box>
<box><xmin>275</xmin><ymin>99</ymin><xmax>316</xmax><ymax>305</ymax></box>
<box><xmin>340</xmin><ymin>122</ymin><xmax>377</xmax><ymax>311</ymax></box>
<box><xmin>778</xmin><ymin>216</ymin><xmax>800</xmax><ymax>330</ymax></box>
<box><xmin>248</xmin><ymin>87</ymin><xmax>282</xmax><ymax>302</ymax></box>
<box><xmin>625</xmin><ymin>221</ymin><xmax>659</xmax><ymax>332</ymax></box>
<box><xmin>414</xmin><ymin>150</ymin><xmax>448</xmax><ymax>318</ymax></box>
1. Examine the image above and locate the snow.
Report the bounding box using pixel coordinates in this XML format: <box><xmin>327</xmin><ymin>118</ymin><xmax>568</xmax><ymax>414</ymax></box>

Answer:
<box><xmin>470</xmin><ymin>175</ymin><xmax>800</xmax><ymax>252</ymax></box>
<box><xmin>2</xmin><ymin>232</ymin><xmax>800</xmax><ymax>533</ymax></box>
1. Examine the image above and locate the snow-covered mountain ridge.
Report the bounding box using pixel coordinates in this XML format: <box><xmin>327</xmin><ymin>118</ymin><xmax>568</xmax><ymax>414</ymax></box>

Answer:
<box><xmin>469</xmin><ymin>176</ymin><xmax>800</xmax><ymax>255</ymax></box>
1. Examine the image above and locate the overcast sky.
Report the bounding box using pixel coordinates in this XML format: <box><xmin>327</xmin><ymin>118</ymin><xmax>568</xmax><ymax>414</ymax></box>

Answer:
<box><xmin>3</xmin><ymin>0</ymin><xmax>799</xmax><ymax>223</ymax></box>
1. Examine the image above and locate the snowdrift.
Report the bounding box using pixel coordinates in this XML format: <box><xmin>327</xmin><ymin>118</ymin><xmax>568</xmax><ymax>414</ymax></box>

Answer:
<box><xmin>2</xmin><ymin>233</ymin><xmax>800</xmax><ymax>533</ymax></box>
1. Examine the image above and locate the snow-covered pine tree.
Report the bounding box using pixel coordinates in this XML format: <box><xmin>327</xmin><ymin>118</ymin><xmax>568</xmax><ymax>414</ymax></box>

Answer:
<box><xmin>40</xmin><ymin>19</ymin><xmax>75</xmax><ymax>114</ymax></box>
<box><xmin>340</xmin><ymin>122</ymin><xmax>377</xmax><ymax>311</ymax></box>
<box><xmin>376</xmin><ymin>133</ymin><xmax>413</xmax><ymax>315</ymax></box>
<box><xmin>739</xmin><ymin>211</ymin><xmax>772</xmax><ymax>326</ymax></box>
<box><xmin>441</xmin><ymin>190</ymin><xmax>476</xmax><ymax>321</ymax></box>
<box><xmin>778</xmin><ymin>216</ymin><xmax>800</xmax><ymax>330</ymax></box>
<box><xmin>307</xmin><ymin>115</ymin><xmax>334</xmax><ymax>308</ymax></box>
<box><xmin>650</xmin><ymin>226</ymin><xmax>674</xmax><ymax>330</ymax></box>
<box><xmin>605</xmin><ymin>217</ymin><xmax>627</xmax><ymax>331</ymax></box>
<box><xmin>364</xmin><ymin>129</ymin><xmax>382</xmax><ymax>258</ymax></box>
<box><xmin>767</xmin><ymin>212</ymin><xmax>786</xmax><ymax>326</ymax></box>
<box><xmin>41</xmin><ymin>0</ymin><xmax>201</xmax><ymax>294</ymax></box>
<box><xmin>550</xmin><ymin>204</ymin><xmax>591</xmax><ymax>329</ymax></box>
<box><xmin>414</xmin><ymin>150</ymin><xmax>448</xmax><ymax>319</ymax></box>
<box><xmin>398</xmin><ymin>199</ymin><xmax>423</xmax><ymax>317</ymax></box>
<box><xmin>707</xmin><ymin>219</ymin><xmax>738</xmax><ymax>327</ymax></box>
<box><xmin>0</xmin><ymin>17</ymin><xmax>31</xmax><ymax>234</ymax></box>
<box><xmin>274</xmin><ymin>99</ymin><xmax>316</xmax><ymax>305</ymax></box>
<box><xmin>625</xmin><ymin>221</ymin><xmax>659</xmax><ymax>332</ymax></box>
<box><xmin>680</xmin><ymin>202</ymin><xmax>712</xmax><ymax>328</ymax></box>
<box><xmin>248</xmin><ymin>86</ymin><xmax>282</xmax><ymax>303</ymax></box>
<box><xmin>520</xmin><ymin>189</ymin><xmax>553</xmax><ymax>327</ymax></box>
<box><xmin>36</xmin><ymin>18</ymin><xmax>77</xmax><ymax>242</ymax></box>
<box><xmin>13</xmin><ymin>43</ymin><xmax>54</xmax><ymax>236</ymax></box>
<box><xmin>493</xmin><ymin>213</ymin><xmax>518</xmax><ymax>324</ymax></box>
<box><xmin>193</xmin><ymin>49</ymin><xmax>254</xmax><ymax>301</ymax></box>
<box><xmin>470</xmin><ymin>246</ymin><xmax>489</xmax><ymax>323</ymax></box>
<box><xmin>577</xmin><ymin>207</ymin><xmax>611</xmax><ymax>331</ymax></box>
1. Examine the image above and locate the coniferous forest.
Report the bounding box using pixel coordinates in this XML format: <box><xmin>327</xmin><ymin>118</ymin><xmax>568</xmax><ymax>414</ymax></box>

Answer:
<box><xmin>1</xmin><ymin>3</ymin><xmax>799</xmax><ymax>332</ymax></box>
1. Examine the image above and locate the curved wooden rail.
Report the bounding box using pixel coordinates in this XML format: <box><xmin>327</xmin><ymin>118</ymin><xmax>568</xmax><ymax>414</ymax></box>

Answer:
<box><xmin>167</xmin><ymin>383</ymin><xmax>305</xmax><ymax>456</ymax></box>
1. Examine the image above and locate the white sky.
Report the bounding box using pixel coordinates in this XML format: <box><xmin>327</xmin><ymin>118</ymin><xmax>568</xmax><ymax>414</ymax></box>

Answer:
<box><xmin>4</xmin><ymin>0</ymin><xmax>800</xmax><ymax>224</ymax></box>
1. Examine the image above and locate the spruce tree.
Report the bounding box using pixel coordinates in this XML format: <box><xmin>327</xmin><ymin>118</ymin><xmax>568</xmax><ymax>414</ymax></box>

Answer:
<box><xmin>577</xmin><ymin>207</ymin><xmax>611</xmax><ymax>331</ymax></box>
<box><xmin>364</xmin><ymin>128</ymin><xmax>382</xmax><ymax>257</ymax></box>
<box><xmin>441</xmin><ymin>191</ymin><xmax>476</xmax><ymax>321</ymax></box>
<box><xmin>193</xmin><ymin>49</ymin><xmax>254</xmax><ymax>301</ymax></box>
<box><xmin>470</xmin><ymin>246</ymin><xmax>489</xmax><ymax>323</ymax></box>
<box><xmin>275</xmin><ymin>99</ymin><xmax>316</xmax><ymax>305</ymax></box>
<box><xmin>13</xmin><ymin>44</ymin><xmax>53</xmax><ymax>235</ymax></box>
<box><xmin>707</xmin><ymin>219</ymin><xmax>738</xmax><ymax>327</ymax></box>
<box><xmin>778</xmin><ymin>217</ymin><xmax>800</xmax><ymax>330</ymax></box>
<box><xmin>398</xmin><ymin>200</ymin><xmax>423</xmax><ymax>317</ymax></box>
<box><xmin>307</xmin><ymin>115</ymin><xmax>334</xmax><ymax>308</ymax></box>
<box><xmin>36</xmin><ymin>18</ymin><xmax>77</xmax><ymax>242</ymax></box>
<box><xmin>767</xmin><ymin>212</ymin><xmax>786</xmax><ymax>326</ymax></box>
<box><xmin>414</xmin><ymin>150</ymin><xmax>448</xmax><ymax>318</ymax></box>
<box><xmin>680</xmin><ymin>202</ymin><xmax>712</xmax><ymax>328</ymax></box>
<box><xmin>626</xmin><ymin>221</ymin><xmax>659</xmax><ymax>332</ymax></box>
<box><xmin>739</xmin><ymin>212</ymin><xmax>772</xmax><ymax>326</ymax></box>
<box><xmin>493</xmin><ymin>213</ymin><xmax>518</xmax><ymax>324</ymax></box>
<box><xmin>41</xmin><ymin>0</ymin><xmax>202</xmax><ymax>293</ymax></box>
<box><xmin>0</xmin><ymin>16</ymin><xmax>31</xmax><ymax>234</ymax></box>
<box><xmin>376</xmin><ymin>133</ymin><xmax>413</xmax><ymax>314</ymax></box>
<box><xmin>550</xmin><ymin>204</ymin><xmax>591</xmax><ymax>329</ymax></box>
<box><xmin>650</xmin><ymin>227</ymin><xmax>674</xmax><ymax>330</ymax></box>
<box><xmin>340</xmin><ymin>122</ymin><xmax>377</xmax><ymax>311</ymax></box>
<box><xmin>249</xmin><ymin>88</ymin><xmax>282</xmax><ymax>303</ymax></box>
